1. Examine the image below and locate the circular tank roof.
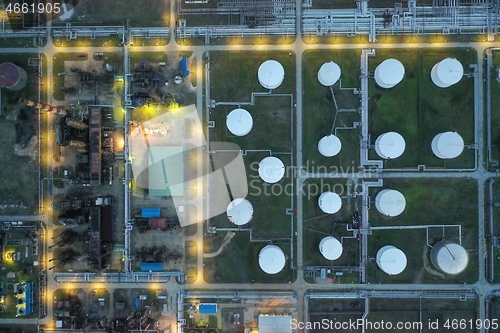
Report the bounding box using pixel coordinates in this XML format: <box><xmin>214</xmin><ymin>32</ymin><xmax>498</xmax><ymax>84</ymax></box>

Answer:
<box><xmin>318</xmin><ymin>61</ymin><xmax>341</xmax><ymax>86</ymax></box>
<box><xmin>376</xmin><ymin>245</ymin><xmax>407</xmax><ymax>275</ymax></box>
<box><xmin>226</xmin><ymin>108</ymin><xmax>253</xmax><ymax>136</ymax></box>
<box><xmin>375</xmin><ymin>132</ymin><xmax>406</xmax><ymax>159</ymax></box>
<box><xmin>258</xmin><ymin>60</ymin><xmax>285</xmax><ymax>90</ymax></box>
<box><xmin>258</xmin><ymin>156</ymin><xmax>285</xmax><ymax>184</ymax></box>
<box><xmin>319</xmin><ymin>236</ymin><xmax>343</xmax><ymax>260</ymax></box>
<box><xmin>0</xmin><ymin>62</ymin><xmax>22</xmax><ymax>88</ymax></box>
<box><xmin>318</xmin><ymin>191</ymin><xmax>342</xmax><ymax>214</ymax></box>
<box><xmin>259</xmin><ymin>245</ymin><xmax>286</xmax><ymax>274</ymax></box>
<box><xmin>374</xmin><ymin>59</ymin><xmax>405</xmax><ymax>88</ymax></box>
<box><xmin>318</xmin><ymin>134</ymin><xmax>342</xmax><ymax>157</ymax></box>
<box><xmin>226</xmin><ymin>198</ymin><xmax>253</xmax><ymax>226</ymax></box>
<box><xmin>431</xmin><ymin>132</ymin><xmax>464</xmax><ymax>159</ymax></box>
<box><xmin>431</xmin><ymin>58</ymin><xmax>463</xmax><ymax>88</ymax></box>
<box><xmin>432</xmin><ymin>242</ymin><xmax>469</xmax><ymax>275</ymax></box>
<box><xmin>375</xmin><ymin>189</ymin><xmax>406</xmax><ymax>217</ymax></box>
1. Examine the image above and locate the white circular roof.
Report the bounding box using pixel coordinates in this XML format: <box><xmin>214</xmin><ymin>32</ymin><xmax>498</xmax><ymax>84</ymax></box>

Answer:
<box><xmin>375</xmin><ymin>189</ymin><xmax>406</xmax><ymax>217</ymax></box>
<box><xmin>318</xmin><ymin>192</ymin><xmax>342</xmax><ymax>214</ymax></box>
<box><xmin>376</xmin><ymin>245</ymin><xmax>407</xmax><ymax>275</ymax></box>
<box><xmin>375</xmin><ymin>132</ymin><xmax>406</xmax><ymax>159</ymax></box>
<box><xmin>374</xmin><ymin>59</ymin><xmax>405</xmax><ymax>88</ymax></box>
<box><xmin>431</xmin><ymin>58</ymin><xmax>463</xmax><ymax>88</ymax></box>
<box><xmin>259</xmin><ymin>245</ymin><xmax>286</xmax><ymax>274</ymax></box>
<box><xmin>318</xmin><ymin>61</ymin><xmax>341</xmax><ymax>86</ymax></box>
<box><xmin>226</xmin><ymin>198</ymin><xmax>253</xmax><ymax>226</ymax></box>
<box><xmin>319</xmin><ymin>236</ymin><xmax>343</xmax><ymax>260</ymax></box>
<box><xmin>258</xmin><ymin>60</ymin><xmax>285</xmax><ymax>90</ymax></box>
<box><xmin>431</xmin><ymin>132</ymin><xmax>464</xmax><ymax>159</ymax></box>
<box><xmin>432</xmin><ymin>242</ymin><xmax>469</xmax><ymax>275</ymax></box>
<box><xmin>258</xmin><ymin>156</ymin><xmax>285</xmax><ymax>184</ymax></box>
<box><xmin>226</xmin><ymin>108</ymin><xmax>253</xmax><ymax>136</ymax></box>
<box><xmin>318</xmin><ymin>134</ymin><xmax>342</xmax><ymax>157</ymax></box>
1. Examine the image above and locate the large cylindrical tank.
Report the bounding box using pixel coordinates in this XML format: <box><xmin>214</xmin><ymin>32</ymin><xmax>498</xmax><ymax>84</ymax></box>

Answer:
<box><xmin>430</xmin><ymin>240</ymin><xmax>468</xmax><ymax>275</ymax></box>
<box><xmin>0</xmin><ymin>62</ymin><xmax>28</xmax><ymax>91</ymax></box>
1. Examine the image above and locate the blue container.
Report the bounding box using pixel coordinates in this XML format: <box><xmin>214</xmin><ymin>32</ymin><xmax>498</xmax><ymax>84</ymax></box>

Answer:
<box><xmin>141</xmin><ymin>208</ymin><xmax>160</xmax><ymax>218</ymax></box>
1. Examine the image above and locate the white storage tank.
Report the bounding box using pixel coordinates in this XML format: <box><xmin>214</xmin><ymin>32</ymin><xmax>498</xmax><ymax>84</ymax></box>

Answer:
<box><xmin>430</xmin><ymin>241</ymin><xmax>468</xmax><ymax>275</ymax></box>
<box><xmin>318</xmin><ymin>191</ymin><xmax>342</xmax><ymax>214</ymax></box>
<box><xmin>226</xmin><ymin>108</ymin><xmax>253</xmax><ymax>136</ymax></box>
<box><xmin>318</xmin><ymin>134</ymin><xmax>342</xmax><ymax>157</ymax></box>
<box><xmin>431</xmin><ymin>131</ymin><xmax>464</xmax><ymax>159</ymax></box>
<box><xmin>374</xmin><ymin>59</ymin><xmax>405</xmax><ymax>88</ymax></box>
<box><xmin>376</xmin><ymin>245</ymin><xmax>407</xmax><ymax>275</ymax></box>
<box><xmin>259</xmin><ymin>245</ymin><xmax>286</xmax><ymax>274</ymax></box>
<box><xmin>375</xmin><ymin>189</ymin><xmax>406</xmax><ymax>217</ymax></box>
<box><xmin>226</xmin><ymin>198</ymin><xmax>253</xmax><ymax>226</ymax></box>
<box><xmin>319</xmin><ymin>236</ymin><xmax>343</xmax><ymax>260</ymax></box>
<box><xmin>431</xmin><ymin>58</ymin><xmax>463</xmax><ymax>88</ymax></box>
<box><xmin>375</xmin><ymin>132</ymin><xmax>406</xmax><ymax>159</ymax></box>
<box><xmin>258</xmin><ymin>60</ymin><xmax>284</xmax><ymax>89</ymax></box>
<box><xmin>258</xmin><ymin>156</ymin><xmax>285</xmax><ymax>184</ymax></box>
<box><xmin>317</xmin><ymin>61</ymin><xmax>341</xmax><ymax>86</ymax></box>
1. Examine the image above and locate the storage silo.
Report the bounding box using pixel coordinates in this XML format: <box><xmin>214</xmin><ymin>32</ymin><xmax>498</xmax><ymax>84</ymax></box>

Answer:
<box><xmin>318</xmin><ymin>134</ymin><xmax>342</xmax><ymax>157</ymax></box>
<box><xmin>259</xmin><ymin>245</ymin><xmax>286</xmax><ymax>274</ymax></box>
<box><xmin>431</xmin><ymin>131</ymin><xmax>464</xmax><ymax>159</ymax></box>
<box><xmin>431</xmin><ymin>58</ymin><xmax>463</xmax><ymax>88</ymax></box>
<box><xmin>226</xmin><ymin>108</ymin><xmax>253</xmax><ymax>136</ymax></box>
<box><xmin>319</xmin><ymin>236</ymin><xmax>343</xmax><ymax>260</ymax></box>
<box><xmin>376</xmin><ymin>245</ymin><xmax>407</xmax><ymax>275</ymax></box>
<box><xmin>317</xmin><ymin>61</ymin><xmax>341</xmax><ymax>86</ymax></box>
<box><xmin>0</xmin><ymin>62</ymin><xmax>27</xmax><ymax>91</ymax></box>
<box><xmin>258</xmin><ymin>60</ymin><xmax>284</xmax><ymax>89</ymax></box>
<box><xmin>430</xmin><ymin>241</ymin><xmax>468</xmax><ymax>275</ymax></box>
<box><xmin>258</xmin><ymin>156</ymin><xmax>285</xmax><ymax>184</ymax></box>
<box><xmin>375</xmin><ymin>132</ymin><xmax>406</xmax><ymax>159</ymax></box>
<box><xmin>374</xmin><ymin>59</ymin><xmax>405</xmax><ymax>88</ymax></box>
<box><xmin>375</xmin><ymin>189</ymin><xmax>406</xmax><ymax>217</ymax></box>
<box><xmin>318</xmin><ymin>191</ymin><xmax>342</xmax><ymax>214</ymax></box>
<box><xmin>226</xmin><ymin>198</ymin><xmax>253</xmax><ymax>226</ymax></box>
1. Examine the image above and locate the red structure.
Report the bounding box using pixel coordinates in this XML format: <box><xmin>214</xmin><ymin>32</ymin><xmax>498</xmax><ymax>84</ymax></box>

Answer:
<box><xmin>21</xmin><ymin>99</ymin><xmax>67</xmax><ymax>116</ymax></box>
<box><xmin>0</xmin><ymin>62</ymin><xmax>27</xmax><ymax>91</ymax></box>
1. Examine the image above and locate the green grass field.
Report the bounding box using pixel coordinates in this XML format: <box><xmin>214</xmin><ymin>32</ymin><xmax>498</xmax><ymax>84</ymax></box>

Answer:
<box><xmin>210</xmin><ymin>96</ymin><xmax>292</xmax><ymax>151</ymax></box>
<box><xmin>367</xmin><ymin>179</ymin><xmax>478</xmax><ymax>284</ymax></box>
<box><xmin>203</xmin><ymin>232</ymin><xmax>293</xmax><ymax>283</ymax></box>
<box><xmin>0</xmin><ymin>54</ymin><xmax>40</xmax><ymax>214</ymax></box>
<box><xmin>203</xmin><ymin>150</ymin><xmax>294</xmax><ymax>283</ymax></box>
<box><xmin>58</xmin><ymin>0</ymin><xmax>168</xmax><ymax>26</ymax></box>
<box><xmin>302</xmin><ymin>49</ymin><xmax>361</xmax><ymax>171</ymax></box>
<box><xmin>368</xmin><ymin>48</ymin><xmax>476</xmax><ymax>169</ymax></box>
<box><xmin>488</xmin><ymin>50</ymin><xmax>500</xmax><ymax>165</ymax></box>
<box><xmin>209</xmin><ymin>51</ymin><xmax>295</xmax><ymax>102</ymax></box>
<box><xmin>302</xmin><ymin>179</ymin><xmax>360</xmax><ymax>268</ymax></box>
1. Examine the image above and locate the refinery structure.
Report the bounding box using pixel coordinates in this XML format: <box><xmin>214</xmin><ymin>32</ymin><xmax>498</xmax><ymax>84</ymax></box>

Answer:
<box><xmin>1</xmin><ymin>0</ymin><xmax>500</xmax><ymax>333</ymax></box>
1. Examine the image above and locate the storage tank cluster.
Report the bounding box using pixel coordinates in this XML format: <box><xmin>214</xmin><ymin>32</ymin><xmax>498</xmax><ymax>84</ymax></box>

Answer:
<box><xmin>224</xmin><ymin>59</ymin><xmax>286</xmax><ymax>138</ymax></box>
<box><xmin>0</xmin><ymin>62</ymin><xmax>27</xmax><ymax>91</ymax></box>
<box><xmin>317</xmin><ymin>61</ymin><xmax>343</xmax><ymax>157</ymax></box>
